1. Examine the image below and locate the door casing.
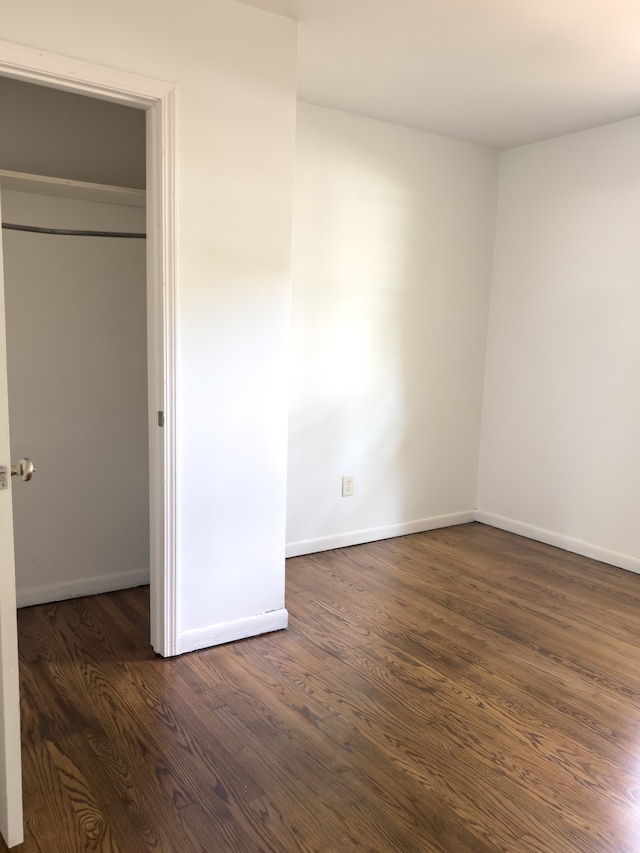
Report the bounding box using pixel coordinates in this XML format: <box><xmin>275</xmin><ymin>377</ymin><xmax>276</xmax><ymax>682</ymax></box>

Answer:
<box><xmin>0</xmin><ymin>39</ymin><xmax>178</xmax><ymax>657</ymax></box>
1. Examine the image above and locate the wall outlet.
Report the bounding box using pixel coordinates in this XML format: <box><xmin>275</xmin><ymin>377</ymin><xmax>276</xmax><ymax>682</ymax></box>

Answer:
<box><xmin>342</xmin><ymin>475</ymin><xmax>354</xmax><ymax>497</ymax></box>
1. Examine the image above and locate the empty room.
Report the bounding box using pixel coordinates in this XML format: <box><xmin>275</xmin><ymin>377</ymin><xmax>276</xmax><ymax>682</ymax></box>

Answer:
<box><xmin>1</xmin><ymin>0</ymin><xmax>640</xmax><ymax>851</ymax></box>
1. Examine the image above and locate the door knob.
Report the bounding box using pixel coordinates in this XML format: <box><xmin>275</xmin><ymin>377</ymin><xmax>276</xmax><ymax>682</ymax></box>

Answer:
<box><xmin>11</xmin><ymin>458</ymin><xmax>35</xmax><ymax>481</ymax></box>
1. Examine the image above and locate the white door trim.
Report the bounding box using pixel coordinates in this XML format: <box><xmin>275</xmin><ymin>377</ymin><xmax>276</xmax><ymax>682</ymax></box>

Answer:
<box><xmin>0</xmin><ymin>40</ymin><xmax>178</xmax><ymax>657</ymax></box>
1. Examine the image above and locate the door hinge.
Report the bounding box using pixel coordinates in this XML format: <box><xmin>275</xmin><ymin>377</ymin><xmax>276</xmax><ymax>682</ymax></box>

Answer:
<box><xmin>157</xmin><ymin>411</ymin><xmax>165</xmax><ymax>428</ymax></box>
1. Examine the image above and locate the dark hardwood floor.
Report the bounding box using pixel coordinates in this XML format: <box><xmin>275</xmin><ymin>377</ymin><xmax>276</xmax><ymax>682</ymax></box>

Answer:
<box><xmin>7</xmin><ymin>522</ymin><xmax>640</xmax><ymax>852</ymax></box>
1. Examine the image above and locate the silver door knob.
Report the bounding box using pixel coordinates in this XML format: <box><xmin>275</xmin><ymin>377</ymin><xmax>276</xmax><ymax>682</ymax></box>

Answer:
<box><xmin>11</xmin><ymin>458</ymin><xmax>35</xmax><ymax>481</ymax></box>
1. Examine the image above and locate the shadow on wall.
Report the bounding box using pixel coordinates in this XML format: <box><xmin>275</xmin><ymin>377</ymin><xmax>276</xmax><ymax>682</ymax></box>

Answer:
<box><xmin>286</xmin><ymin>104</ymin><xmax>498</xmax><ymax>553</ymax></box>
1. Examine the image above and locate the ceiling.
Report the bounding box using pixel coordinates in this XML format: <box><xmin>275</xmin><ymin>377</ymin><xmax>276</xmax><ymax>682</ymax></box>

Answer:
<box><xmin>236</xmin><ymin>0</ymin><xmax>640</xmax><ymax>149</ymax></box>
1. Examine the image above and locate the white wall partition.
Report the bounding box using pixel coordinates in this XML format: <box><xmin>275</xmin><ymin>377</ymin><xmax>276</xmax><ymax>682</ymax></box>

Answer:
<box><xmin>287</xmin><ymin>104</ymin><xmax>499</xmax><ymax>555</ymax></box>
<box><xmin>1</xmin><ymin>0</ymin><xmax>297</xmax><ymax>653</ymax></box>
<box><xmin>477</xmin><ymin>118</ymin><xmax>640</xmax><ymax>571</ymax></box>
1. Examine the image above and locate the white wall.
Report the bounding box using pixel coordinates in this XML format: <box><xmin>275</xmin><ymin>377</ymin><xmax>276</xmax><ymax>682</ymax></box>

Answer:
<box><xmin>477</xmin><ymin>118</ymin><xmax>640</xmax><ymax>570</ymax></box>
<box><xmin>287</xmin><ymin>104</ymin><xmax>499</xmax><ymax>554</ymax></box>
<box><xmin>1</xmin><ymin>1</ymin><xmax>297</xmax><ymax>651</ymax></box>
<box><xmin>3</xmin><ymin>190</ymin><xmax>149</xmax><ymax>606</ymax></box>
<box><xmin>0</xmin><ymin>76</ymin><xmax>146</xmax><ymax>188</ymax></box>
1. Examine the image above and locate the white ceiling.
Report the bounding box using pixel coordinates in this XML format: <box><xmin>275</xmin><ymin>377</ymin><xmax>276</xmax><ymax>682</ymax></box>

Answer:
<box><xmin>236</xmin><ymin>0</ymin><xmax>640</xmax><ymax>149</ymax></box>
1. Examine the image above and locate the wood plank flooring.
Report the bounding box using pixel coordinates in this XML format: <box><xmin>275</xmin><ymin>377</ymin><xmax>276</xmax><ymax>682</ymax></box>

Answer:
<box><xmin>7</xmin><ymin>522</ymin><xmax>640</xmax><ymax>852</ymax></box>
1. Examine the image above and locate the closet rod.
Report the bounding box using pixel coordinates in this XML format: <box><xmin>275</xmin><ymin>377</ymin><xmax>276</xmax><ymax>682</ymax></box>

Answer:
<box><xmin>1</xmin><ymin>222</ymin><xmax>146</xmax><ymax>239</ymax></box>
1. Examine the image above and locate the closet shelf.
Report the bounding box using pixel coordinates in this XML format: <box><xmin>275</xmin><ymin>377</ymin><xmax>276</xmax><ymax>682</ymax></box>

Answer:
<box><xmin>0</xmin><ymin>169</ymin><xmax>146</xmax><ymax>208</ymax></box>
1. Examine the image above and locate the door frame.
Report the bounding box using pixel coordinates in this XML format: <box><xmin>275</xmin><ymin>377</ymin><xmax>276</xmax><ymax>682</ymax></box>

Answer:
<box><xmin>0</xmin><ymin>40</ymin><xmax>178</xmax><ymax>657</ymax></box>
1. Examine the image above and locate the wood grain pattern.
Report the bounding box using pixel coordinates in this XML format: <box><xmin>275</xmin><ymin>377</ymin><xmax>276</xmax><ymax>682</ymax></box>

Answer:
<box><xmin>6</xmin><ymin>522</ymin><xmax>640</xmax><ymax>851</ymax></box>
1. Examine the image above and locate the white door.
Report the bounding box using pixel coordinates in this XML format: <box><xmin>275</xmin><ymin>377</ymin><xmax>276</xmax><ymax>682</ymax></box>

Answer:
<box><xmin>0</xmin><ymin>193</ymin><xmax>24</xmax><ymax>847</ymax></box>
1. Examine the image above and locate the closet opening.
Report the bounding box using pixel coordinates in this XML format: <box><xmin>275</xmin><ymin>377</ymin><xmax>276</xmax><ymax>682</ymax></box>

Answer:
<box><xmin>0</xmin><ymin>65</ymin><xmax>177</xmax><ymax>657</ymax></box>
<box><xmin>1</xmin><ymin>77</ymin><xmax>150</xmax><ymax>619</ymax></box>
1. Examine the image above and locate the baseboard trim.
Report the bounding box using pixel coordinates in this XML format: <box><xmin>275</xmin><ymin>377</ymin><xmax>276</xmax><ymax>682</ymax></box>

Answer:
<box><xmin>286</xmin><ymin>511</ymin><xmax>476</xmax><ymax>558</ymax></box>
<box><xmin>17</xmin><ymin>567</ymin><xmax>151</xmax><ymax>609</ymax></box>
<box><xmin>177</xmin><ymin>608</ymin><xmax>289</xmax><ymax>655</ymax></box>
<box><xmin>475</xmin><ymin>511</ymin><xmax>640</xmax><ymax>575</ymax></box>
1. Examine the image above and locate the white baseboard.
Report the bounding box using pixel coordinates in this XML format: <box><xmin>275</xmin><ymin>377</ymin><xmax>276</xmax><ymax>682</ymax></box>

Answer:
<box><xmin>286</xmin><ymin>511</ymin><xmax>476</xmax><ymax>558</ymax></box>
<box><xmin>475</xmin><ymin>511</ymin><xmax>640</xmax><ymax>576</ymax></box>
<box><xmin>287</xmin><ymin>507</ymin><xmax>640</xmax><ymax>578</ymax></box>
<box><xmin>177</xmin><ymin>608</ymin><xmax>289</xmax><ymax>655</ymax></box>
<box><xmin>17</xmin><ymin>567</ymin><xmax>151</xmax><ymax>609</ymax></box>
